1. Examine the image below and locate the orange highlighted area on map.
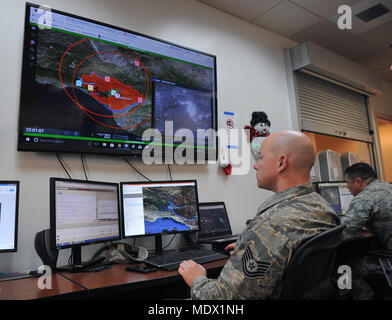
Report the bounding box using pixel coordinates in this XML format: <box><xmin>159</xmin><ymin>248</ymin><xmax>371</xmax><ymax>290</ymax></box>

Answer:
<box><xmin>77</xmin><ymin>72</ymin><xmax>144</xmax><ymax>112</ymax></box>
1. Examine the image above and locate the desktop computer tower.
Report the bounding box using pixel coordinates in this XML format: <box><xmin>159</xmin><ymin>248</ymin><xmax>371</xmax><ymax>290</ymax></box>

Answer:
<box><xmin>341</xmin><ymin>152</ymin><xmax>360</xmax><ymax>176</ymax></box>
<box><xmin>318</xmin><ymin>150</ymin><xmax>343</xmax><ymax>182</ymax></box>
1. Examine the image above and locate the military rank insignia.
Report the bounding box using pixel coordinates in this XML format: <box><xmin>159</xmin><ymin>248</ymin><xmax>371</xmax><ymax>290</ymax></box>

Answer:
<box><xmin>241</xmin><ymin>247</ymin><xmax>272</xmax><ymax>278</ymax></box>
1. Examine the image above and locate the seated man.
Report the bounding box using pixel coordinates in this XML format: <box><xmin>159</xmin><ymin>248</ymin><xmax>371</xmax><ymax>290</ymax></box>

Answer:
<box><xmin>341</xmin><ymin>162</ymin><xmax>392</xmax><ymax>248</ymax></box>
<box><xmin>178</xmin><ymin>130</ymin><xmax>340</xmax><ymax>299</ymax></box>
<box><xmin>340</xmin><ymin>162</ymin><xmax>392</xmax><ymax>300</ymax></box>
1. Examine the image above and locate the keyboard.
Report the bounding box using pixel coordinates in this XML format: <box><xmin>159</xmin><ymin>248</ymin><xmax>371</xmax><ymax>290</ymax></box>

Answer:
<box><xmin>0</xmin><ymin>271</ymin><xmax>33</xmax><ymax>282</ymax></box>
<box><xmin>144</xmin><ymin>248</ymin><xmax>228</xmax><ymax>271</ymax></box>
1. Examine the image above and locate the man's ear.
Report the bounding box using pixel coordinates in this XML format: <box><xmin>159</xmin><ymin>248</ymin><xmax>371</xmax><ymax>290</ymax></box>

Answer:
<box><xmin>277</xmin><ymin>154</ymin><xmax>288</xmax><ymax>172</ymax></box>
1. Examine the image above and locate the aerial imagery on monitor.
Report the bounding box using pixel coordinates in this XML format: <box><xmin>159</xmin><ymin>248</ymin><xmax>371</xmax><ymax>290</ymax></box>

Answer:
<box><xmin>28</xmin><ymin>27</ymin><xmax>214</xmax><ymax>138</ymax></box>
<box><xmin>142</xmin><ymin>186</ymin><xmax>198</xmax><ymax>233</ymax></box>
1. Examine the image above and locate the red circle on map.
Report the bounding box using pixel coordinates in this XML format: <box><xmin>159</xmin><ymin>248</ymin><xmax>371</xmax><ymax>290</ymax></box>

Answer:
<box><xmin>71</xmin><ymin>51</ymin><xmax>149</xmax><ymax>118</ymax></box>
<box><xmin>59</xmin><ymin>40</ymin><xmax>151</xmax><ymax>129</ymax></box>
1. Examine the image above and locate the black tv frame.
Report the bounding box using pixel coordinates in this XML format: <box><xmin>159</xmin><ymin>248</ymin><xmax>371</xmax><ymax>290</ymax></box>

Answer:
<box><xmin>18</xmin><ymin>2</ymin><xmax>218</xmax><ymax>161</ymax></box>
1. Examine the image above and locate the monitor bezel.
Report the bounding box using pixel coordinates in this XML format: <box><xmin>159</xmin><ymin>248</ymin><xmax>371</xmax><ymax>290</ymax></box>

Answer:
<box><xmin>120</xmin><ymin>179</ymin><xmax>200</xmax><ymax>239</ymax></box>
<box><xmin>313</xmin><ymin>181</ymin><xmax>348</xmax><ymax>194</ymax></box>
<box><xmin>50</xmin><ymin>177</ymin><xmax>121</xmax><ymax>250</ymax></box>
<box><xmin>0</xmin><ymin>181</ymin><xmax>20</xmax><ymax>253</ymax></box>
<box><xmin>18</xmin><ymin>3</ymin><xmax>218</xmax><ymax>161</ymax></box>
<box><xmin>198</xmin><ymin>201</ymin><xmax>232</xmax><ymax>238</ymax></box>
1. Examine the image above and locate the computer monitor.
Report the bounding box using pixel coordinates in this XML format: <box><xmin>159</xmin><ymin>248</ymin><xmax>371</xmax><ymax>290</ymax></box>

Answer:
<box><xmin>120</xmin><ymin>180</ymin><xmax>199</xmax><ymax>255</ymax></box>
<box><xmin>315</xmin><ymin>181</ymin><xmax>354</xmax><ymax>215</ymax></box>
<box><xmin>18</xmin><ymin>3</ymin><xmax>217</xmax><ymax>161</ymax></box>
<box><xmin>50</xmin><ymin>178</ymin><xmax>120</xmax><ymax>269</ymax></box>
<box><xmin>0</xmin><ymin>182</ymin><xmax>19</xmax><ymax>253</ymax></box>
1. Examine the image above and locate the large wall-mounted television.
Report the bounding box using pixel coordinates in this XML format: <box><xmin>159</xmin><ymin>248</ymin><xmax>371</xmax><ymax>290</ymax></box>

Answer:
<box><xmin>18</xmin><ymin>3</ymin><xmax>218</xmax><ymax>161</ymax></box>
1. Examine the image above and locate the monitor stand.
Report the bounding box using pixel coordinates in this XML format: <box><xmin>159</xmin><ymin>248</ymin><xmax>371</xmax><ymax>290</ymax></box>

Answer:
<box><xmin>154</xmin><ymin>235</ymin><xmax>163</xmax><ymax>256</ymax></box>
<box><xmin>183</xmin><ymin>233</ymin><xmax>199</xmax><ymax>249</ymax></box>
<box><xmin>151</xmin><ymin>233</ymin><xmax>199</xmax><ymax>258</ymax></box>
<box><xmin>56</xmin><ymin>245</ymin><xmax>102</xmax><ymax>273</ymax></box>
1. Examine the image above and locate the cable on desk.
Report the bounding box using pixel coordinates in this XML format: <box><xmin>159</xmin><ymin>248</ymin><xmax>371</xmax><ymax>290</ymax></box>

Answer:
<box><xmin>123</xmin><ymin>158</ymin><xmax>151</xmax><ymax>181</ymax></box>
<box><xmin>58</xmin><ymin>272</ymin><xmax>89</xmax><ymax>291</ymax></box>
<box><xmin>56</xmin><ymin>153</ymin><xmax>72</xmax><ymax>179</ymax></box>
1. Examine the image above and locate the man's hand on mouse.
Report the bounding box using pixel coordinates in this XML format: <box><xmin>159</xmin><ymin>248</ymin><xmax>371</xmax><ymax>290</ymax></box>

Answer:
<box><xmin>224</xmin><ymin>242</ymin><xmax>235</xmax><ymax>255</ymax></box>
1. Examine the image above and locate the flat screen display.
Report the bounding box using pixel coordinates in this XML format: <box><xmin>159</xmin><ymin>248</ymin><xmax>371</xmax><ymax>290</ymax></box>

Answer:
<box><xmin>316</xmin><ymin>182</ymin><xmax>354</xmax><ymax>215</ymax></box>
<box><xmin>50</xmin><ymin>178</ymin><xmax>120</xmax><ymax>249</ymax></box>
<box><xmin>18</xmin><ymin>3</ymin><xmax>217</xmax><ymax>160</ymax></box>
<box><xmin>198</xmin><ymin>202</ymin><xmax>231</xmax><ymax>236</ymax></box>
<box><xmin>120</xmin><ymin>180</ymin><xmax>199</xmax><ymax>238</ymax></box>
<box><xmin>0</xmin><ymin>182</ymin><xmax>19</xmax><ymax>253</ymax></box>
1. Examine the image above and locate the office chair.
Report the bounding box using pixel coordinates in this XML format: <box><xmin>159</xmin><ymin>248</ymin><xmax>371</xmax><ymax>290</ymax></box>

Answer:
<box><xmin>366</xmin><ymin>249</ymin><xmax>392</xmax><ymax>299</ymax></box>
<box><xmin>281</xmin><ymin>224</ymin><xmax>345</xmax><ymax>300</ymax></box>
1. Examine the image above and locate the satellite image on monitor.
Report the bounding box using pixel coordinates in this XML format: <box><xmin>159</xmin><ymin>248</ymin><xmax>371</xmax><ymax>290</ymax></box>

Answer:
<box><xmin>26</xmin><ymin>27</ymin><xmax>214</xmax><ymax>138</ymax></box>
<box><xmin>142</xmin><ymin>186</ymin><xmax>198</xmax><ymax>233</ymax></box>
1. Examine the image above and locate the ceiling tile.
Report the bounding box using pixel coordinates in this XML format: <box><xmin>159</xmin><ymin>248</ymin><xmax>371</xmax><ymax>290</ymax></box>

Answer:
<box><xmin>252</xmin><ymin>0</ymin><xmax>322</xmax><ymax>37</ymax></box>
<box><xmin>197</xmin><ymin>0</ymin><xmax>283</xmax><ymax>21</ymax></box>
<box><xmin>330</xmin><ymin>36</ymin><xmax>379</xmax><ymax>61</ymax></box>
<box><xmin>289</xmin><ymin>0</ymin><xmax>362</xmax><ymax>19</ymax></box>
<box><xmin>359</xmin><ymin>21</ymin><xmax>392</xmax><ymax>49</ymax></box>
<box><xmin>328</xmin><ymin>0</ymin><xmax>392</xmax><ymax>35</ymax></box>
<box><xmin>292</xmin><ymin>20</ymin><xmax>353</xmax><ymax>48</ymax></box>
<box><xmin>356</xmin><ymin>50</ymin><xmax>392</xmax><ymax>70</ymax></box>
<box><xmin>385</xmin><ymin>47</ymin><xmax>392</xmax><ymax>56</ymax></box>
<box><xmin>375</xmin><ymin>67</ymin><xmax>392</xmax><ymax>82</ymax></box>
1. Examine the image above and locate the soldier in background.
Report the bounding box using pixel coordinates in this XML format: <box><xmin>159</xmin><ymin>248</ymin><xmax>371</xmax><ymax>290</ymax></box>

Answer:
<box><xmin>178</xmin><ymin>130</ymin><xmax>339</xmax><ymax>299</ymax></box>
<box><xmin>341</xmin><ymin>162</ymin><xmax>392</xmax><ymax>300</ymax></box>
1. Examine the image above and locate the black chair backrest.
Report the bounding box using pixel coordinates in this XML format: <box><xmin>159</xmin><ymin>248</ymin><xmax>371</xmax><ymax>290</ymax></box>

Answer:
<box><xmin>281</xmin><ymin>224</ymin><xmax>345</xmax><ymax>299</ymax></box>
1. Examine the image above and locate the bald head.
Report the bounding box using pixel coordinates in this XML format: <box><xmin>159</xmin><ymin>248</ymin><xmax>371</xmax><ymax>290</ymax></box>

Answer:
<box><xmin>254</xmin><ymin>130</ymin><xmax>316</xmax><ymax>193</ymax></box>
<box><xmin>266</xmin><ymin>131</ymin><xmax>316</xmax><ymax>172</ymax></box>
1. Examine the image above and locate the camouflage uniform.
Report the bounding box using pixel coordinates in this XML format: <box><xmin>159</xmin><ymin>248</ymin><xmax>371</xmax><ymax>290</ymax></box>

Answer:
<box><xmin>340</xmin><ymin>180</ymin><xmax>392</xmax><ymax>300</ymax></box>
<box><xmin>341</xmin><ymin>180</ymin><xmax>392</xmax><ymax>249</ymax></box>
<box><xmin>191</xmin><ymin>183</ymin><xmax>339</xmax><ymax>300</ymax></box>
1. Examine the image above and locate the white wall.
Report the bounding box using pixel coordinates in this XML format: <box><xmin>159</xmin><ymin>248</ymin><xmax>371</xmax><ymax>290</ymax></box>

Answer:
<box><xmin>370</xmin><ymin>81</ymin><xmax>392</xmax><ymax>117</ymax></box>
<box><xmin>0</xmin><ymin>0</ymin><xmax>295</xmax><ymax>272</ymax></box>
<box><xmin>369</xmin><ymin>80</ymin><xmax>392</xmax><ymax>180</ymax></box>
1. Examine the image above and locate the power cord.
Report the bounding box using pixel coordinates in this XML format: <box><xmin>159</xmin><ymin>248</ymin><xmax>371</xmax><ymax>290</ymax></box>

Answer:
<box><xmin>162</xmin><ymin>234</ymin><xmax>176</xmax><ymax>250</ymax></box>
<box><xmin>56</xmin><ymin>153</ymin><xmax>72</xmax><ymax>179</ymax></box>
<box><xmin>81</xmin><ymin>153</ymin><xmax>88</xmax><ymax>181</ymax></box>
<box><xmin>123</xmin><ymin>157</ymin><xmax>151</xmax><ymax>181</ymax></box>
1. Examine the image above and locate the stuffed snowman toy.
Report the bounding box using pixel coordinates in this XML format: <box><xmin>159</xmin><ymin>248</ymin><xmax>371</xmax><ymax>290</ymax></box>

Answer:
<box><xmin>244</xmin><ymin>111</ymin><xmax>271</xmax><ymax>159</ymax></box>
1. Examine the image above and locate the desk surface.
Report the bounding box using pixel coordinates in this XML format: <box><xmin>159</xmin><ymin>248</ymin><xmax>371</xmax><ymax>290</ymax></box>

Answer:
<box><xmin>61</xmin><ymin>259</ymin><xmax>227</xmax><ymax>298</ymax></box>
<box><xmin>0</xmin><ymin>259</ymin><xmax>228</xmax><ymax>300</ymax></box>
<box><xmin>0</xmin><ymin>273</ymin><xmax>85</xmax><ymax>300</ymax></box>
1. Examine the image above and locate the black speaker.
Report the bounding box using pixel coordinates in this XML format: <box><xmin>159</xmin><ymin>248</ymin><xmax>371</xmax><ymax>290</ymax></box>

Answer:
<box><xmin>34</xmin><ymin>229</ymin><xmax>58</xmax><ymax>270</ymax></box>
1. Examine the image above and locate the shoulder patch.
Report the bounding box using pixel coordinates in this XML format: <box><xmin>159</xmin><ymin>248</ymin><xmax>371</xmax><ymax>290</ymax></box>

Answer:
<box><xmin>241</xmin><ymin>247</ymin><xmax>272</xmax><ymax>278</ymax></box>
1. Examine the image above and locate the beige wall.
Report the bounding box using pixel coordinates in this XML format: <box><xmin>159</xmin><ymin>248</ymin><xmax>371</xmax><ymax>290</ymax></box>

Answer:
<box><xmin>376</xmin><ymin>117</ymin><xmax>392</xmax><ymax>182</ymax></box>
<box><xmin>0</xmin><ymin>0</ymin><xmax>296</xmax><ymax>272</ymax></box>
<box><xmin>304</xmin><ymin>132</ymin><xmax>371</xmax><ymax>164</ymax></box>
<box><xmin>369</xmin><ymin>80</ymin><xmax>392</xmax><ymax>180</ymax></box>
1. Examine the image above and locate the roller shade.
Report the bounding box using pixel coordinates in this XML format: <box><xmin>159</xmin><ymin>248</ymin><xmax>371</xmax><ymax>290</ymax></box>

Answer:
<box><xmin>296</xmin><ymin>72</ymin><xmax>372</xmax><ymax>143</ymax></box>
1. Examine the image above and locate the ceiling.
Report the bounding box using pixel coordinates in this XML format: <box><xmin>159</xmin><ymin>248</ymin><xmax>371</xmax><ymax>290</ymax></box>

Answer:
<box><xmin>197</xmin><ymin>0</ymin><xmax>392</xmax><ymax>84</ymax></box>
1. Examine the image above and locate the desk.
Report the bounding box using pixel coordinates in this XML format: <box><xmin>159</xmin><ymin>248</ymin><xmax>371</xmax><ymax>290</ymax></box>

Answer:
<box><xmin>0</xmin><ymin>273</ymin><xmax>86</xmax><ymax>300</ymax></box>
<box><xmin>61</xmin><ymin>260</ymin><xmax>227</xmax><ymax>299</ymax></box>
<box><xmin>0</xmin><ymin>259</ymin><xmax>228</xmax><ymax>300</ymax></box>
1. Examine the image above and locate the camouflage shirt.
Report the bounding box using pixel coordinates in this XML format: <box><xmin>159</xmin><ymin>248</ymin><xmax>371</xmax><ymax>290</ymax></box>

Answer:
<box><xmin>191</xmin><ymin>183</ymin><xmax>339</xmax><ymax>300</ymax></box>
<box><xmin>341</xmin><ymin>180</ymin><xmax>392</xmax><ymax>249</ymax></box>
